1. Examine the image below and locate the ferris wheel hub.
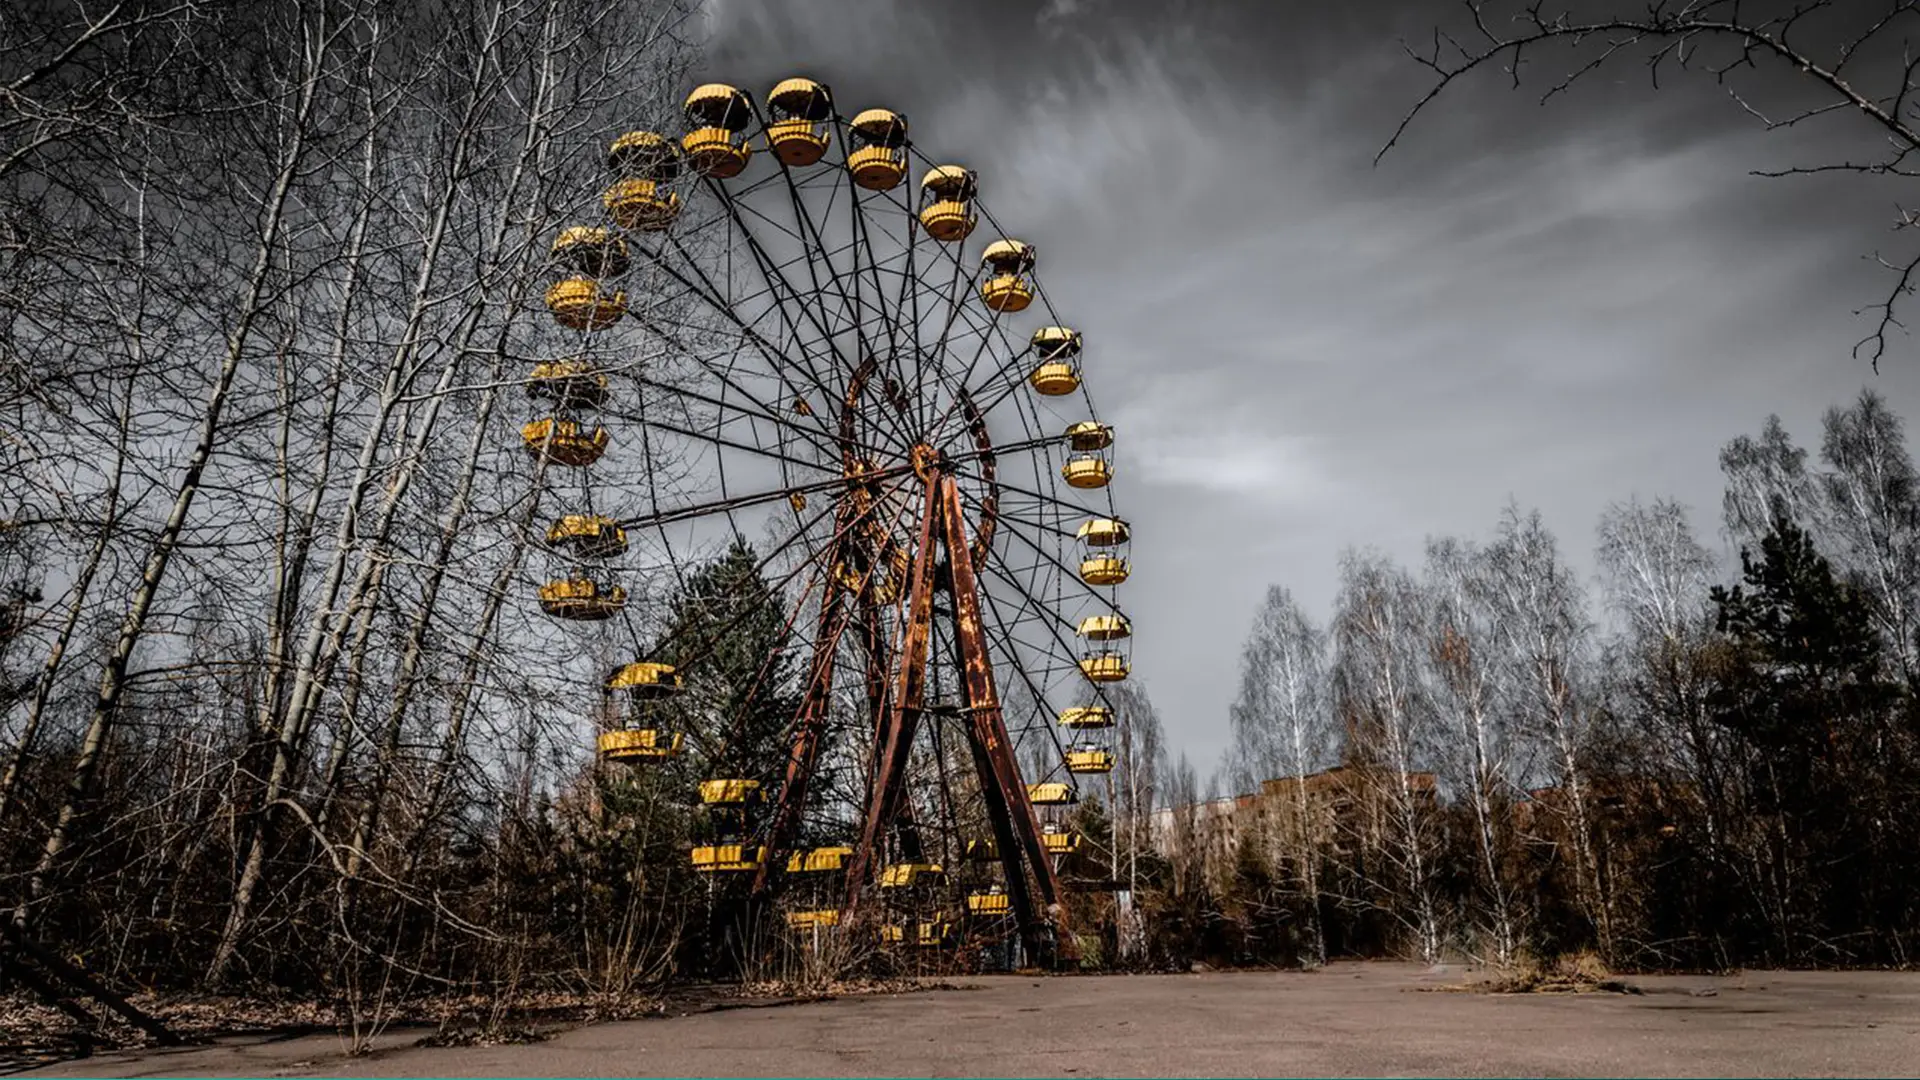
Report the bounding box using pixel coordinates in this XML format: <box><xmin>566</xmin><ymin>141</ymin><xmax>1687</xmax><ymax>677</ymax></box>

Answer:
<box><xmin>908</xmin><ymin>442</ymin><xmax>944</xmax><ymax>483</ymax></box>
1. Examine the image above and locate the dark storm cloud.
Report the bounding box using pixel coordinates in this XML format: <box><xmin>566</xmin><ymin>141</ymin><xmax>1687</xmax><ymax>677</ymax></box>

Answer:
<box><xmin>698</xmin><ymin>0</ymin><xmax>1920</xmax><ymax>770</ymax></box>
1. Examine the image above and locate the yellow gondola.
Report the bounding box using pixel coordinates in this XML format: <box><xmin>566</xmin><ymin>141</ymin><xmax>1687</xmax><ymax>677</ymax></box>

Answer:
<box><xmin>526</xmin><ymin>360</ymin><xmax>609</xmax><ymax>408</ymax></box>
<box><xmin>608</xmin><ymin>130</ymin><xmax>681</xmax><ymax>180</ymax></box>
<box><xmin>766</xmin><ymin>77</ymin><xmax>832</xmax><ymax>166</ymax></box>
<box><xmin>966</xmin><ymin>891</ymin><xmax>1011</xmax><ymax>915</ymax></box>
<box><xmin>1062</xmin><ymin>456</ymin><xmax>1112</xmax><ymax>489</ymax></box>
<box><xmin>786</xmin><ymin>909</ymin><xmax>841</xmax><ymax>929</ymax></box>
<box><xmin>538</xmin><ymin>578</ymin><xmax>626</xmax><ymax>620</ymax></box>
<box><xmin>544</xmin><ymin>277</ymin><xmax>627</xmax><ymax>331</ymax></box>
<box><xmin>700</xmin><ymin>778</ymin><xmax>764</xmax><ymax>805</ymax></box>
<box><xmin>918</xmin><ymin>165</ymin><xmax>976</xmax><ymax>241</ymax></box>
<box><xmin>692</xmin><ymin>843</ymin><xmax>766</xmax><ymax>872</ymax></box>
<box><xmin>547</xmin><ymin>514</ymin><xmax>627</xmax><ymax>558</ymax></box>
<box><xmin>1065</xmin><ymin>748</ymin><xmax>1114</xmax><ymax>774</ymax></box>
<box><xmin>1080</xmin><ymin>652</ymin><xmax>1129</xmax><ymax>682</ymax></box>
<box><xmin>879</xmin><ymin>863</ymin><xmax>944</xmax><ymax>888</ymax></box>
<box><xmin>1028</xmin><ymin>782</ymin><xmax>1076</xmax><ymax>806</ymax></box>
<box><xmin>881</xmin><ymin>922</ymin><xmax>951</xmax><ymax>947</ymax></box>
<box><xmin>597</xmin><ymin>728</ymin><xmax>684</xmax><ymax>760</ymax></box>
<box><xmin>1077</xmin><ymin>613</ymin><xmax>1132</xmax><ymax>641</ymax></box>
<box><xmin>1058</xmin><ymin>705</ymin><xmax>1115</xmax><ymax>729</ymax></box>
<box><xmin>1064</xmin><ymin>421</ymin><xmax>1112</xmax><ymax>452</ymax></box>
<box><xmin>603</xmin><ymin>177</ymin><xmax>681</xmax><ymax>231</ymax></box>
<box><xmin>606</xmin><ymin>661</ymin><xmax>681</xmax><ymax>696</ymax></box>
<box><xmin>847</xmin><ymin>109</ymin><xmax>908</xmax><ymax>190</ymax></box>
<box><xmin>551</xmin><ymin>226</ymin><xmax>630</xmax><ymax>277</ymax></box>
<box><xmin>1029</xmin><ymin>326</ymin><xmax>1083</xmax><ymax>395</ymax></box>
<box><xmin>1081</xmin><ymin>553</ymin><xmax>1130</xmax><ymax>586</ymax></box>
<box><xmin>682</xmin><ymin>83</ymin><xmax>754</xmax><ymax>178</ymax></box>
<box><xmin>521</xmin><ymin>418</ymin><xmax>609</xmax><ymax>467</ymax></box>
<box><xmin>978</xmin><ymin>239</ymin><xmax>1035</xmax><ymax>312</ymax></box>
<box><xmin>1042</xmin><ymin>830</ymin><xmax>1082</xmax><ymax>855</ymax></box>
<box><xmin>786</xmin><ymin>846</ymin><xmax>854</xmax><ymax>873</ymax></box>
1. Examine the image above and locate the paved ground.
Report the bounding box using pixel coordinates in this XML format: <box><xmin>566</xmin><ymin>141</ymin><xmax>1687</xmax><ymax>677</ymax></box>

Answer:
<box><xmin>22</xmin><ymin>963</ymin><xmax>1920</xmax><ymax>1078</ymax></box>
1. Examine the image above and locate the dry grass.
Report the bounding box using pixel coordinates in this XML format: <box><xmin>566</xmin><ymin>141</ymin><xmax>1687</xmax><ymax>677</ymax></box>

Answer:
<box><xmin>1483</xmin><ymin>951</ymin><xmax>1643</xmax><ymax>995</ymax></box>
<box><xmin>1418</xmin><ymin>951</ymin><xmax>1644</xmax><ymax>996</ymax></box>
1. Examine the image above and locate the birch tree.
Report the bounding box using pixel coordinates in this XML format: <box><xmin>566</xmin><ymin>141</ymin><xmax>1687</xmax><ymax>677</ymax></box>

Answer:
<box><xmin>1424</xmin><ymin>536</ymin><xmax>1523</xmax><ymax>966</ymax></box>
<box><xmin>1226</xmin><ymin>585</ymin><xmax>1331</xmax><ymax>965</ymax></box>
<box><xmin>1332</xmin><ymin>550</ymin><xmax>1441</xmax><ymax>963</ymax></box>
<box><xmin>1817</xmin><ymin>389</ymin><xmax>1920</xmax><ymax>683</ymax></box>
<box><xmin>1484</xmin><ymin>505</ymin><xmax>1613</xmax><ymax>958</ymax></box>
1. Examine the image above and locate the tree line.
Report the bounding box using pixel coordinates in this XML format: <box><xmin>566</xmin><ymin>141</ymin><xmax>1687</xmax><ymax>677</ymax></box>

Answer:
<box><xmin>1155</xmin><ymin>388</ymin><xmax>1920</xmax><ymax>972</ymax></box>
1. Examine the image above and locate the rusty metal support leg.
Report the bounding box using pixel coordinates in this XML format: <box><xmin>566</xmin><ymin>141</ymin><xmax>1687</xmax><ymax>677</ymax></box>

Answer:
<box><xmin>964</xmin><ymin>722</ymin><xmax>1041</xmax><ymax>958</ymax></box>
<box><xmin>752</xmin><ymin>571</ymin><xmax>847</xmax><ymax>897</ymax></box>
<box><xmin>936</xmin><ymin>475</ymin><xmax>1076</xmax><ymax>965</ymax></box>
<box><xmin>842</xmin><ymin>476</ymin><xmax>941</xmax><ymax>918</ymax></box>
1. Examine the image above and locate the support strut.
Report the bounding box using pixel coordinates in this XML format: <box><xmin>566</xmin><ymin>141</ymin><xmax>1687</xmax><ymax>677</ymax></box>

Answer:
<box><xmin>841</xmin><ymin>475</ymin><xmax>942</xmax><ymax>919</ymax></box>
<box><xmin>937</xmin><ymin>474</ymin><xmax>1076</xmax><ymax>964</ymax></box>
<box><xmin>753</xmin><ymin>562</ymin><xmax>848</xmax><ymax>896</ymax></box>
<box><xmin>834</xmin><ymin>469</ymin><xmax>1075</xmax><ymax>965</ymax></box>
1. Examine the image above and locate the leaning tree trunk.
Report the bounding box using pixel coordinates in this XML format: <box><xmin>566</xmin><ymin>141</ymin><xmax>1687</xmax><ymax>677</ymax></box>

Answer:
<box><xmin>0</xmin><ymin>376</ymin><xmax>133</xmax><ymax>823</ymax></box>
<box><xmin>21</xmin><ymin>24</ymin><xmax>326</xmax><ymax>921</ymax></box>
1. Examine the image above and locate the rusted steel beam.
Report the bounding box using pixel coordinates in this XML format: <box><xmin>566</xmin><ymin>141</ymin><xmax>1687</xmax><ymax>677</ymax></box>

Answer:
<box><xmin>842</xmin><ymin>475</ymin><xmax>941</xmax><ymax>918</ymax></box>
<box><xmin>964</xmin><ymin>721</ymin><xmax>1040</xmax><ymax>957</ymax></box>
<box><xmin>752</xmin><ymin>565</ymin><xmax>848</xmax><ymax>896</ymax></box>
<box><xmin>936</xmin><ymin>475</ymin><xmax>1076</xmax><ymax>963</ymax></box>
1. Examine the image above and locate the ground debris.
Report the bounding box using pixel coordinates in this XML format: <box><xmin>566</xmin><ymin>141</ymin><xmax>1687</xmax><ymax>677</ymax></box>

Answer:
<box><xmin>3</xmin><ymin>977</ymin><xmax>954</xmax><ymax>1071</ymax></box>
<box><xmin>1</xmin><ymin>986</ymin><xmax>657</xmax><ymax>1068</ymax></box>
<box><xmin>1418</xmin><ymin>953</ymin><xmax>1645</xmax><ymax>996</ymax></box>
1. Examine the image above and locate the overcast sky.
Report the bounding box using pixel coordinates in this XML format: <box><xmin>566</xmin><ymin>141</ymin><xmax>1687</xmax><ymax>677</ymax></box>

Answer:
<box><xmin>699</xmin><ymin>0</ymin><xmax>1920</xmax><ymax>776</ymax></box>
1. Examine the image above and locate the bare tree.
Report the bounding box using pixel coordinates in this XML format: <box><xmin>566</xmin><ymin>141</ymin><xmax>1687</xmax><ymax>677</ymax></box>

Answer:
<box><xmin>1484</xmin><ymin>504</ymin><xmax>1615</xmax><ymax>958</ymax></box>
<box><xmin>1817</xmin><ymin>388</ymin><xmax>1920</xmax><ymax>680</ymax></box>
<box><xmin>1226</xmin><ymin>585</ymin><xmax>1332</xmax><ymax>966</ymax></box>
<box><xmin>23</xmin><ymin>0</ymin><xmax>338</xmax><ymax>923</ymax></box>
<box><xmin>1595</xmin><ymin>498</ymin><xmax>1726</xmax><ymax>797</ymax></box>
<box><xmin>1333</xmin><ymin>549</ymin><xmax>1442</xmax><ymax>964</ymax></box>
<box><xmin>3</xmin><ymin>0</ymin><xmax>706</xmax><ymax>1005</ymax></box>
<box><xmin>1107</xmin><ymin>681</ymin><xmax>1163</xmax><ymax>962</ymax></box>
<box><xmin>1425</xmin><ymin>536</ymin><xmax>1524</xmax><ymax>966</ymax></box>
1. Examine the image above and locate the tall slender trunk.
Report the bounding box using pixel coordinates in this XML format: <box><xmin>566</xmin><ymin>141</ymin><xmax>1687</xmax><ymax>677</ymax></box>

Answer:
<box><xmin>310</xmin><ymin>561</ymin><xmax>389</xmax><ymax>839</ymax></box>
<box><xmin>20</xmin><ymin>19</ymin><xmax>327</xmax><ymax>920</ymax></box>
<box><xmin>207</xmin><ymin>0</ymin><xmax>562</xmax><ymax>982</ymax></box>
<box><xmin>344</xmin><ymin>368</ymin><xmax>502</xmax><ymax>885</ymax></box>
<box><xmin>0</xmin><ymin>377</ymin><xmax>133</xmax><ymax>823</ymax></box>
<box><xmin>1286</xmin><ymin>722</ymin><xmax>1325</xmax><ymax>967</ymax></box>
<box><xmin>405</xmin><ymin>489</ymin><xmax>543</xmax><ymax>869</ymax></box>
<box><xmin>255</xmin><ymin>66</ymin><xmax>380</xmax><ymax>754</ymax></box>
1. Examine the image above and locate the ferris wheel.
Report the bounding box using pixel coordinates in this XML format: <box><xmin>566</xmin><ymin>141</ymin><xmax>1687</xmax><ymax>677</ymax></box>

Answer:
<box><xmin>524</xmin><ymin>77</ymin><xmax>1134</xmax><ymax>962</ymax></box>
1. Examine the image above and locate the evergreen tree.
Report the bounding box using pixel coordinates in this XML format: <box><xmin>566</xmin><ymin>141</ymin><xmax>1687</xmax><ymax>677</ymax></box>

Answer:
<box><xmin>1708</xmin><ymin>513</ymin><xmax>1911</xmax><ymax>960</ymax></box>
<box><xmin>1710</xmin><ymin>515</ymin><xmax>1893</xmax><ymax>752</ymax></box>
<box><xmin>662</xmin><ymin>537</ymin><xmax>802</xmax><ymax>783</ymax></box>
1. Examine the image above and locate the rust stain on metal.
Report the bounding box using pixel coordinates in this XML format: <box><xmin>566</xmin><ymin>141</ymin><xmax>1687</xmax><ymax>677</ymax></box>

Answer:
<box><xmin>841</xmin><ymin>474</ymin><xmax>942</xmax><ymax>919</ymax></box>
<box><xmin>937</xmin><ymin>475</ymin><xmax>1077</xmax><ymax>963</ymax></box>
<box><xmin>752</xmin><ymin>558</ymin><xmax>847</xmax><ymax>897</ymax></box>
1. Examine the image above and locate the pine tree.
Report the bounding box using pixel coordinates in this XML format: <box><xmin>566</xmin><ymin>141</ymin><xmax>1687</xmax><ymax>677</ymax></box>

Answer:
<box><xmin>1710</xmin><ymin>514</ymin><xmax>1892</xmax><ymax>753</ymax></box>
